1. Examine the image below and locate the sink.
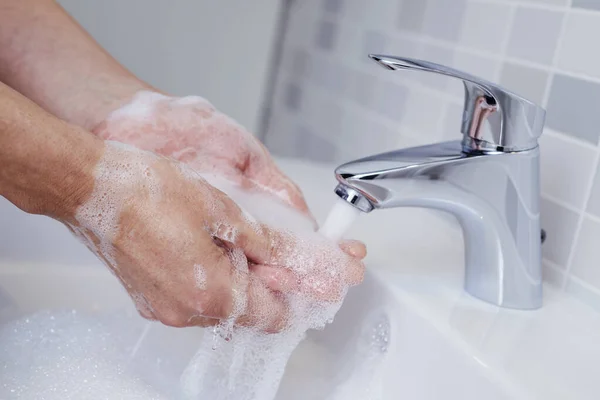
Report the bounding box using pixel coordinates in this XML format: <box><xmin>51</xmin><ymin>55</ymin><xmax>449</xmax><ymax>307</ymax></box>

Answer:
<box><xmin>0</xmin><ymin>157</ymin><xmax>599</xmax><ymax>399</ymax></box>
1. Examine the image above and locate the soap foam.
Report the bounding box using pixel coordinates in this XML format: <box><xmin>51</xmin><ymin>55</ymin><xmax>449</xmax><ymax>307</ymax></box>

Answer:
<box><xmin>178</xmin><ymin>175</ymin><xmax>361</xmax><ymax>400</ymax></box>
<box><xmin>193</xmin><ymin>264</ymin><xmax>207</xmax><ymax>290</ymax></box>
<box><xmin>67</xmin><ymin>141</ymin><xmax>162</xmax><ymax>275</ymax></box>
<box><xmin>7</xmin><ymin>92</ymin><xmax>373</xmax><ymax>399</ymax></box>
<box><xmin>0</xmin><ymin>310</ymin><xmax>167</xmax><ymax>400</ymax></box>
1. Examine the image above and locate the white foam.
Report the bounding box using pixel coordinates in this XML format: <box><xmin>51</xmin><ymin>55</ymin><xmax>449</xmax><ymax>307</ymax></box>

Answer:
<box><xmin>68</xmin><ymin>141</ymin><xmax>162</xmax><ymax>273</ymax></box>
<box><xmin>179</xmin><ymin>178</ymin><xmax>362</xmax><ymax>400</ymax></box>
<box><xmin>10</xmin><ymin>90</ymin><xmax>372</xmax><ymax>399</ymax></box>
<box><xmin>0</xmin><ymin>311</ymin><xmax>167</xmax><ymax>400</ymax></box>
<box><xmin>193</xmin><ymin>264</ymin><xmax>207</xmax><ymax>290</ymax></box>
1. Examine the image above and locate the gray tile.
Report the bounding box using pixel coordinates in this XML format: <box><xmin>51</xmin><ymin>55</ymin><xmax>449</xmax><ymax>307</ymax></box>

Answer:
<box><xmin>315</xmin><ymin>20</ymin><xmax>338</xmax><ymax>51</ymax></box>
<box><xmin>289</xmin><ymin>48</ymin><xmax>311</xmax><ymax>78</ymax></box>
<box><xmin>323</xmin><ymin>0</ymin><xmax>344</xmax><ymax>14</ymax></box>
<box><xmin>556</xmin><ymin>13</ymin><xmax>600</xmax><ymax>80</ymax></box>
<box><xmin>310</xmin><ymin>56</ymin><xmax>349</xmax><ymax>94</ymax></box>
<box><xmin>441</xmin><ymin>101</ymin><xmax>464</xmax><ymax>140</ymax></box>
<box><xmin>504</xmin><ymin>0</ymin><xmax>567</xmax><ymax>5</ymax></box>
<box><xmin>586</xmin><ymin>166</ymin><xmax>600</xmax><ymax>218</ymax></box>
<box><xmin>264</xmin><ymin>115</ymin><xmax>299</xmax><ymax>158</ymax></box>
<box><xmin>459</xmin><ymin>2</ymin><xmax>512</xmax><ymax>53</ymax></box>
<box><xmin>338</xmin><ymin>113</ymin><xmax>402</xmax><ymax>161</ymax></box>
<box><xmin>540</xmin><ymin>197</ymin><xmax>579</xmax><ymax>268</ymax></box>
<box><xmin>506</xmin><ymin>8</ymin><xmax>563</xmax><ymax>65</ymax></box>
<box><xmin>571</xmin><ymin>217</ymin><xmax>600</xmax><ymax>290</ymax></box>
<box><xmin>572</xmin><ymin>0</ymin><xmax>600</xmax><ymax>10</ymax></box>
<box><xmin>348</xmin><ymin>70</ymin><xmax>379</xmax><ymax>108</ymax></box>
<box><xmin>284</xmin><ymin>82</ymin><xmax>302</xmax><ymax>112</ymax></box>
<box><xmin>422</xmin><ymin>0</ymin><xmax>467</xmax><ymax>42</ymax></box>
<box><xmin>499</xmin><ymin>63</ymin><xmax>549</xmax><ymax>105</ymax></box>
<box><xmin>376</xmin><ymin>82</ymin><xmax>409</xmax><ymax>123</ymax></box>
<box><xmin>546</xmin><ymin>74</ymin><xmax>600</xmax><ymax>144</ymax></box>
<box><xmin>418</xmin><ymin>44</ymin><xmax>454</xmax><ymax>90</ymax></box>
<box><xmin>539</xmin><ymin>131</ymin><xmax>596</xmax><ymax>209</ymax></box>
<box><xmin>363</xmin><ymin>30</ymin><xmax>389</xmax><ymax>62</ymax></box>
<box><xmin>398</xmin><ymin>0</ymin><xmax>428</xmax><ymax>32</ymax></box>
<box><xmin>294</xmin><ymin>125</ymin><xmax>336</xmax><ymax>162</ymax></box>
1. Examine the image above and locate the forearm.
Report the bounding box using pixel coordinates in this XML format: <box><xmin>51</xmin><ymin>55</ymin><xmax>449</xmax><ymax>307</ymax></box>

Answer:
<box><xmin>0</xmin><ymin>0</ymin><xmax>151</xmax><ymax>131</ymax></box>
<box><xmin>0</xmin><ymin>81</ymin><xmax>102</xmax><ymax>220</ymax></box>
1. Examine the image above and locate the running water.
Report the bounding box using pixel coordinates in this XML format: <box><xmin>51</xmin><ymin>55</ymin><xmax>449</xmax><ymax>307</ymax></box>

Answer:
<box><xmin>319</xmin><ymin>199</ymin><xmax>363</xmax><ymax>241</ymax></box>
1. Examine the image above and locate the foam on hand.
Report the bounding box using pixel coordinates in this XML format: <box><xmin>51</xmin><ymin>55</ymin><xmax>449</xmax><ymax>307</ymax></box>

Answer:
<box><xmin>1</xmin><ymin>92</ymin><xmax>371</xmax><ymax>400</ymax></box>
<box><xmin>178</xmin><ymin>174</ymin><xmax>361</xmax><ymax>400</ymax></box>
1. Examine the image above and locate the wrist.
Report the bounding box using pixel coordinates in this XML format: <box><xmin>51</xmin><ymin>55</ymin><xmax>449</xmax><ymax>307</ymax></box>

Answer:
<box><xmin>81</xmin><ymin>79</ymin><xmax>155</xmax><ymax>132</ymax></box>
<box><xmin>1</xmin><ymin>123</ymin><xmax>103</xmax><ymax>221</ymax></box>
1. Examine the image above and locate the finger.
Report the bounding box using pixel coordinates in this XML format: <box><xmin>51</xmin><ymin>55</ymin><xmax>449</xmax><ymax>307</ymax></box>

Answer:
<box><xmin>239</xmin><ymin>174</ymin><xmax>317</xmax><ymax>226</ymax></box>
<box><xmin>187</xmin><ymin>315</ymin><xmax>219</xmax><ymax>328</ymax></box>
<box><xmin>343</xmin><ymin>258</ymin><xmax>366</xmax><ymax>286</ymax></box>
<box><xmin>131</xmin><ymin>293</ymin><xmax>157</xmax><ymax>321</ymax></box>
<box><xmin>243</xmin><ymin>144</ymin><xmax>315</xmax><ymax>220</ymax></box>
<box><xmin>250</xmin><ymin>264</ymin><xmax>300</xmax><ymax>293</ymax></box>
<box><xmin>235</xmin><ymin>275</ymin><xmax>288</xmax><ymax>333</ymax></box>
<box><xmin>339</xmin><ymin>240</ymin><xmax>367</xmax><ymax>260</ymax></box>
<box><xmin>188</xmin><ymin>239</ymin><xmax>235</xmax><ymax>320</ymax></box>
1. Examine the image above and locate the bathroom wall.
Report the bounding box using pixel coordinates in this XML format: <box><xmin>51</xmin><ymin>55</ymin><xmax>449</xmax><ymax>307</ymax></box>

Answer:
<box><xmin>265</xmin><ymin>0</ymin><xmax>600</xmax><ymax>310</ymax></box>
<box><xmin>57</xmin><ymin>0</ymin><xmax>282</xmax><ymax>133</ymax></box>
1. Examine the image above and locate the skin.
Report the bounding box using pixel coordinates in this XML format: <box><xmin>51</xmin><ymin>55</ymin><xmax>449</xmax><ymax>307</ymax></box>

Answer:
<box><xmin>0</xmin><ymin>0</ymin><xmax>367</xmax><ymax>331</ymax></box>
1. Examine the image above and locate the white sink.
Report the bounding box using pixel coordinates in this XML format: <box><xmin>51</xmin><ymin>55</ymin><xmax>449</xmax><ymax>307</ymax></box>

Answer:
<box><xmin>0</xmin><ymin>157</ymin><xmax>599</xmax><ymax>399</ymax></box>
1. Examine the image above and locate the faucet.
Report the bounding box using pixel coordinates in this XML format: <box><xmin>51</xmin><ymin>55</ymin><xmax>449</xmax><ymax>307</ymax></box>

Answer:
<box><xmin>335</xmin><ymin>55</ymin><xmax>546</xmax><ymax>310</ymax></box>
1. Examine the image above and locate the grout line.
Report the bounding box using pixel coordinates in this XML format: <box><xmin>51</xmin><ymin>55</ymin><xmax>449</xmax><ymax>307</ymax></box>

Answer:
<box><xmin>543</xmin><ymin>258</ymin><xmax>565</xmax><ymax>271</ymax></box>
<box><xmin>562</xmin><ymin>149</ymin><xmax>600</xmax><ymax>289</ymax></box>
<box><xmin>543</xmin><ymin>258</ymin><xmax>567</xmax><ymax>287</ymax></box>
<box><xmin>494</xmin><ymin>4</ymin><xmax>518</xmax><ymax>83</ymax></box>
<box><xmin>543</xmin><ymin>128</ymin><xmax>600</xmax><ymax>152</ymax></box>
<box><xmin>540</xmin><ymin>193</ymin><xmax>581</xmax><ymax>215</ymax></box>
<box><xmin>258</xmin><ymin>0</ymin><xmax>296</xmax><ymax>141</ymax></box>
<box><xmin>470</xmin><ymin>0</ymin><xmax>580</xmax><ymax>13</ymax></box>
<box><xmin>542</xmin><ymin>3</ymin><xmax>570</xmax><ymax>108</ymax></box>
<box><xmin>567</xmin><ymin>274</ymin><xmax>600</xmax><ymax>296</ymax></box>
<box><xmin>584</xmin><ymin>211</ymin><xmax>600</xmax><ymax>224</ymax></box>
<box><xmin>388</xmin><ymin>24</ymin><xmax>600</xmax><ymax>86</ymax></box>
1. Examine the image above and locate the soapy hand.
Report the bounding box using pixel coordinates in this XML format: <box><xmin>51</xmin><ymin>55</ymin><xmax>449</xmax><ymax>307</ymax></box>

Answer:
<box><xmin>92</xmin><ymin>91</ymin><xmax>313</xmax><ymax>219</ymax></box>
<box><xmin>66</xmin><ymin>141</ymin><xmax>365</xmax><ymax>331</ymax></box>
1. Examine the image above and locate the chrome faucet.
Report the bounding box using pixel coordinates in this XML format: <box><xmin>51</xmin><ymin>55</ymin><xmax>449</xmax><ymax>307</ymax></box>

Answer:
<box><xmin>335</xmin><ymin>55</ymin><xmax>546</xmax><ymax>310</ymax></box>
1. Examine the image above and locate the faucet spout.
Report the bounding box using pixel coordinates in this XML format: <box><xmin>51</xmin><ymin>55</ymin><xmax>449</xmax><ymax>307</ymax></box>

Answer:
<box><xmin>335</xmin><ymin>141</ymin><xmax>542</xmax><ymax>310</ymax></box>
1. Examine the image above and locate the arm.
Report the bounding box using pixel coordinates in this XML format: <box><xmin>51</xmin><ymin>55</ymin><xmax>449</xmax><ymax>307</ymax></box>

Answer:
<box><xmin>0</xmin><ymin>0</ymin><xmax>314</xmax><ymax>216</ymax></box>
<box><xmin>0</xmin><ymin>0</ymin><xmax>150</xmax><ymax>131</ymax></box>
<box><xmin>0</xmin><ymin>80</ymin><xmax>101</xmax><ymax>219</ymax></box>
<box><xmin>0</xmin><ymin>81</ymin><xmax>366</xmax><ymax>330</ymax></box>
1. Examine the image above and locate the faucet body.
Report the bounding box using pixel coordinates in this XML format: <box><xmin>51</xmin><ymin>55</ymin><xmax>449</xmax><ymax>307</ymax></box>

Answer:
<box><xmin>335</xmin><ymin>55</ymin><xmax>546</xmax><ymax>309</ymax></box>
<box><xmin>335</xmin><ymin>141</ymin><xmax>542</xmax><ymax>309</ymax></box>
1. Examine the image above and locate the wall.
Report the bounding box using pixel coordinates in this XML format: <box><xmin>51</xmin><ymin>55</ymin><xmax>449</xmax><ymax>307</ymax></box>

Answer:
<box><xmin>265</xmin><ymin>0</ymin><xmax>600</xmax><ymax>311</ymax></box>
<box><xmin>57</xmin><ymin>0</ymin><xmax>282</xmax><ymax>133</ymax></box>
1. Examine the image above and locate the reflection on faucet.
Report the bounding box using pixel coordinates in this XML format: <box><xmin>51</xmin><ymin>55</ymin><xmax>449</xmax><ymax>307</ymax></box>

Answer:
<box><xmin>334</xmin><ymin>55</ymin><xmax>546</xmax><ymax>310</ymax></box>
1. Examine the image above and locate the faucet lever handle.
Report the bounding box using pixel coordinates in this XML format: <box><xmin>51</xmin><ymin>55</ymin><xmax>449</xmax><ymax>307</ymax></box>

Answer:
<box><xmin>369</xmin><ymin>54</ymin><xmax>546</xmax><ymax>153</ymax></box>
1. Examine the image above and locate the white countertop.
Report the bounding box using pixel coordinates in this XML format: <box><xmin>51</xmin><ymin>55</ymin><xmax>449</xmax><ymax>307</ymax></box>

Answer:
<box><xmin>278</xmin><ymin>156</ymin><xmax>600</xmax><ymax>400</ymax></box>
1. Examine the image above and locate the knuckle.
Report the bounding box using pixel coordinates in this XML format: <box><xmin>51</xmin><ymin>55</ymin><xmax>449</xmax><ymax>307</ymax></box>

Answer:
<box><xmin>157</xmin><ymin>308</ymin><xmax>191</xmax><ymax>328</ymax></box>
<box><xmin>193</xmin><ymin>287</ymin><xmax>233</xmax><ymax>320</ymax></box>
<box><xmin>137</xmin><ymin>309</ymin><xmax>156</xmax><ymax>321</ymax></box>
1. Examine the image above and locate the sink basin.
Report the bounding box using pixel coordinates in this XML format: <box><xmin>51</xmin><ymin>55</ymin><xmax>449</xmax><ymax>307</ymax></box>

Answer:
<box><xmin>0</xmin><ymin>157</ymin><xmax>599</xmax><ymax>399</ymax></box>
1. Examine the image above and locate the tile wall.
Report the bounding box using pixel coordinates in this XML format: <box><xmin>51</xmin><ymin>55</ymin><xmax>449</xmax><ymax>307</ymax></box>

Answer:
<box><xmin>264</xmin><ymin>0</ymin><xmax>600</xmax><ymax>311</ymax></box>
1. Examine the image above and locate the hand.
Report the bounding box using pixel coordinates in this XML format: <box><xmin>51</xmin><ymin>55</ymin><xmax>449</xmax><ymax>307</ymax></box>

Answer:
<box><xmin>92</xmin><ymin>91</ymin><xmax>313</xmax><ymax>218</ymax></box>
<box><xmin>65</xmin><ymin>141</ymin><xmax>365</xmax><ymax>332</ymax></box>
